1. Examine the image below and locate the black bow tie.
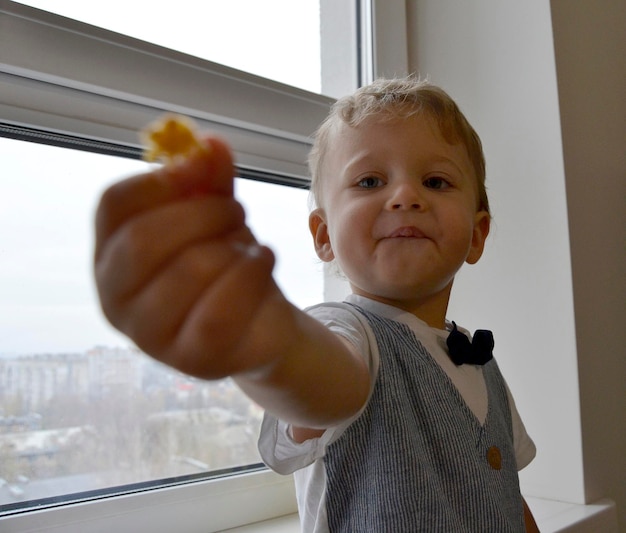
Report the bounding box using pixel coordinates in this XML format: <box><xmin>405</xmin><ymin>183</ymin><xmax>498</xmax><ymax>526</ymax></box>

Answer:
<box><xmin>446</xmin><ymin>322</ymin><xmax>494</xmax><ymax>366</ymax></box>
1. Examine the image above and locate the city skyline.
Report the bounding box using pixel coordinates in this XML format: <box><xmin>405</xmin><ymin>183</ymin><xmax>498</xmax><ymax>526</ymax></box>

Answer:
<box><xmin>0</xmin><ymin>343</ymin><xmax>263</xmax><ymax>509</ymax></box>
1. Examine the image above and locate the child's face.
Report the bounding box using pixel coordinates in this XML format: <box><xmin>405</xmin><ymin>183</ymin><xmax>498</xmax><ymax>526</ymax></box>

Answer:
<box><xmin>309</xmin><ymin>113</ymin><xmax>490</xmax><ymax>322</ymax></box>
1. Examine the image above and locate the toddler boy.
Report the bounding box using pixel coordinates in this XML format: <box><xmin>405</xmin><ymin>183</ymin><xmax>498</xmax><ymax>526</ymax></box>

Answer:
<box><xmin>95</xmin><ymin>77</ymin><xmax>538</xmax><ymax>531</ymax></box>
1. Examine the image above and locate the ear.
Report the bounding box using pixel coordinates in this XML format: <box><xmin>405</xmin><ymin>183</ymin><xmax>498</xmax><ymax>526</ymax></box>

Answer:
<box><xmin>466</xmin><ymin>210</ymin><xmax>491</xmax><ymax>265</ymax></box>
<box><xmin>309</xmin><ymin>208</ymin><xmax>335</xmax><ymax>262</ymax></box>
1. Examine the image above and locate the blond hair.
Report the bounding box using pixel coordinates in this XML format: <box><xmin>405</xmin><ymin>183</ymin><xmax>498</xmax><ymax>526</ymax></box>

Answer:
<box><xmin>308</xmin><ymin>77</ymin><xmax>489</xmax><ymax>215</ymax></box>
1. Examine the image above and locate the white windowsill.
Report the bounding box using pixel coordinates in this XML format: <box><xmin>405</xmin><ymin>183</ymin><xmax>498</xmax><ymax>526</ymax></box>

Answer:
<box><xmin>525</xmin><ymin>497</ymin><xmax>617</xmax><ymax>533</ymax></box>
<box><xmin>220</xmin><ymin>513</ymin><xmax>300</xmax><ymax>532</ymax></box>
<box><xmin>221</xmin><ymin>498</ymin><xmax>618</xmax><ymax>533</ymax></box>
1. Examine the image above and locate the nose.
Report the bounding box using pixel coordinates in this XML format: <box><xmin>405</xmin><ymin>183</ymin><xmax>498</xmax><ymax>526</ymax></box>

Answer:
<box><xmin>386</xmin><ymin>181</ymin><xmax>425</xmax><ymax>211</ymax></box>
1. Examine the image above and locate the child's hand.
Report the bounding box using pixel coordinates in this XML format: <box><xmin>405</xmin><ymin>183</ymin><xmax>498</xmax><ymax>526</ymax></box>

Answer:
<box><xmin>94</xmin><ymin>136</ymin><xmax>287</xmax><ymax>380</ymax></box>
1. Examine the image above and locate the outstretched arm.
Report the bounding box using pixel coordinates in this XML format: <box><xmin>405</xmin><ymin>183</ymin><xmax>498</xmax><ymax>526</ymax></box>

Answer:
<box><xmin>94</xmin><ymin>135</ymin><xmax>369</xmax><ymax>429</ymax></box>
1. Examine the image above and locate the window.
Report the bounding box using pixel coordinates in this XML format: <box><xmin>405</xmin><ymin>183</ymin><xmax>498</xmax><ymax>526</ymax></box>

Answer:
<box><xmin>0</xmin><ymin>0</ymin><xmax>384</xmax><ymax>529</ymax></box>
<box><xmin>0</xmin><ymin>136</ymin><xmax>322</xmax><ymax>514</ymax></box>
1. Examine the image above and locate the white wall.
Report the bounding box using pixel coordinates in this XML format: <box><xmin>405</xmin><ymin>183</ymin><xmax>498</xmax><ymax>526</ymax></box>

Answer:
<box><xmin>550</xmin><ymin>0</ymin><xmax>626</xmax><ymax>520</ymax></box>
<box><xmin>405</xmin><ymin>0</ymin><xmax>625</xmax><ymax>528</ymax></box>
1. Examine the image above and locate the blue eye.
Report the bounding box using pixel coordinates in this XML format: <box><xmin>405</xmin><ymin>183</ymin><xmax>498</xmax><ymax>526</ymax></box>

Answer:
<box><xmin>423</xmin><ymin>177</ymin><xmax>450</xmax><ymax>190</ymax></box>
<box><xmin>358</xmin><ymin>176</ymin><xmax>384</xmax><ymax>189</ymax></box>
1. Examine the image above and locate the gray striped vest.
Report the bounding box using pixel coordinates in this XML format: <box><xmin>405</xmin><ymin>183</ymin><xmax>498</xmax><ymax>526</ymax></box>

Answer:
<box><xmin>324</xmin><ymin>305</ymin><xmax>525</xmax><ymax>532</ymax></box>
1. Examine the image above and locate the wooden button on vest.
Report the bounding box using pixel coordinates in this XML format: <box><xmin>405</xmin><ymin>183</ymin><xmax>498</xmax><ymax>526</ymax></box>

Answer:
<box><xmin>487</xmin><ymin>446</ymin><xmax>502</xmax><ymax>470</ymax></box>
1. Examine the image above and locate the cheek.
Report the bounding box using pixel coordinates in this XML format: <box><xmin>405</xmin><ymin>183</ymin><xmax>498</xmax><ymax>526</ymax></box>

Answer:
<box><xmin>327</xmin><ymin>208</ymin><xmax>371</xmax><ymax>257</ymax></box>
<box><xmin>440</xmin><ymin>209</ymin><xmax>477</xmax><ymax>252</ymax></box>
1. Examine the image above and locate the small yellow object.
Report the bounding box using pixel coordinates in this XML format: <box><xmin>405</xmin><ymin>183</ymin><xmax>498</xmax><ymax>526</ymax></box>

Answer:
<box><xmin>141</xmin><ymin>114</ymin><xmax>205</xmax><ymax>164</ymax></box>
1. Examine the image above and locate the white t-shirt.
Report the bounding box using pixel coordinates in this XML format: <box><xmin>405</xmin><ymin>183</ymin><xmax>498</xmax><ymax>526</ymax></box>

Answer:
<box><xmin>259</xmin><ymin>294</ymin><xmax>536</xmax><ymax>532</ymax></box>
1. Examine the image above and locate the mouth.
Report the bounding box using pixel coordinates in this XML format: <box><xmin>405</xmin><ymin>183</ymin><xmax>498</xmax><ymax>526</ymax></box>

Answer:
<box><xmin>386</xmin><ymin>226</ymin><xmax>427</xmax><ymax>239</ymax></box>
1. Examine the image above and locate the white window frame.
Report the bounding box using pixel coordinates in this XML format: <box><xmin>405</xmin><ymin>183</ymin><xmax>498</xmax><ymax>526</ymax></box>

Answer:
<box><xmin>0</xmin><ymin>468</ymin><xmax>297</xmax><ymax>533</ymax></box>
<box><xmin>0</xmin><ymin>1</ymin><xmax>333</xmax><ymax>180</ymax></box>
<box><xmin>0</xmin><ymin>1</ymin><xmax>407</xmax><ymax>530</ymax></box>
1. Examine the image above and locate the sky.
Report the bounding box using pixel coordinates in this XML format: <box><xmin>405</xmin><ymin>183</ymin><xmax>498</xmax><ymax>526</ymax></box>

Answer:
<box><xmin>0</xmin><ymin>138</ymin><xmax>323</xmax><ymax>356</ymax></box>
<box><xmin>1</xmin><ymin>1</ymin><xmax>324</xmax><ymax>355</ymax></box>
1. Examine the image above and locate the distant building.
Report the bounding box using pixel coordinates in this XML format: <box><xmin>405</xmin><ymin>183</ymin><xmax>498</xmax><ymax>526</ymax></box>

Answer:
<box><xmin>0</xmin><ymin>352</ymin><xmax>89</xmax><ymax>413</ymax></box>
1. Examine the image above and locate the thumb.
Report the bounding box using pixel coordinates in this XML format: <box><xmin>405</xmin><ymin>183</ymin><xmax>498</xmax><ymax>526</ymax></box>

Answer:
<box><xmin>95</xmin><ymin>135</ymin><xmax>236</xmax><ymax>254</ymax></box>
<box><xmin>162</xmin><ymin>135</ymin><xmax>236</xmax><ymax>198</ymax></box>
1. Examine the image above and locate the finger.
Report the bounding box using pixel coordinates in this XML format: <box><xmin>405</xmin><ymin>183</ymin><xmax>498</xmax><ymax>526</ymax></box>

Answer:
<box><xmin>95</xmin><ymin>196</ymin><xmax>249</xmax><ymax>314</ymax></box>
<box><xmin>172</xmin><ymin>244</ymin><xmax>277</xmax><ymax>379</ymax></box>
<box><xmin>115</xmin><ymin>238</ymin><xmax>259</xmax><ymax>355</ymax></box>
<box><xmin>162</xmin><ymin>136</ymin><xmax>236</xmax><ymax>197</ymax></box>
<box><xmin>95</xmin><ymin>136</ymin><xmax>235</xmax><ymax>256</ymax></box>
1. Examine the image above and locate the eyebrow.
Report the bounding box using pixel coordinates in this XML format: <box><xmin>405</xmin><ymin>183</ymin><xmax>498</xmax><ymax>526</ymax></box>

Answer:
<box><xmin>425</xmin><ymin>154</ymin><xmax>467</xmax><ymax>176</ymax></box>
<box><xmin>343</xmin><ymin>151</ymin><xmax>470</xmax><ymax>179</ymax></box>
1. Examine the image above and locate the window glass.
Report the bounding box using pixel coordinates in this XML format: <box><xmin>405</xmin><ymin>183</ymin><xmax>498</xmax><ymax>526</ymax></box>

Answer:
<box><xmin>14</xmin><ymin>0</ymin><xmax>322</xmax><ymax>93</ymax></box>
<box><xmin>0</xmin><ymin>137</ymin><xmax>323</xmax><ymax>512</ymax></box>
